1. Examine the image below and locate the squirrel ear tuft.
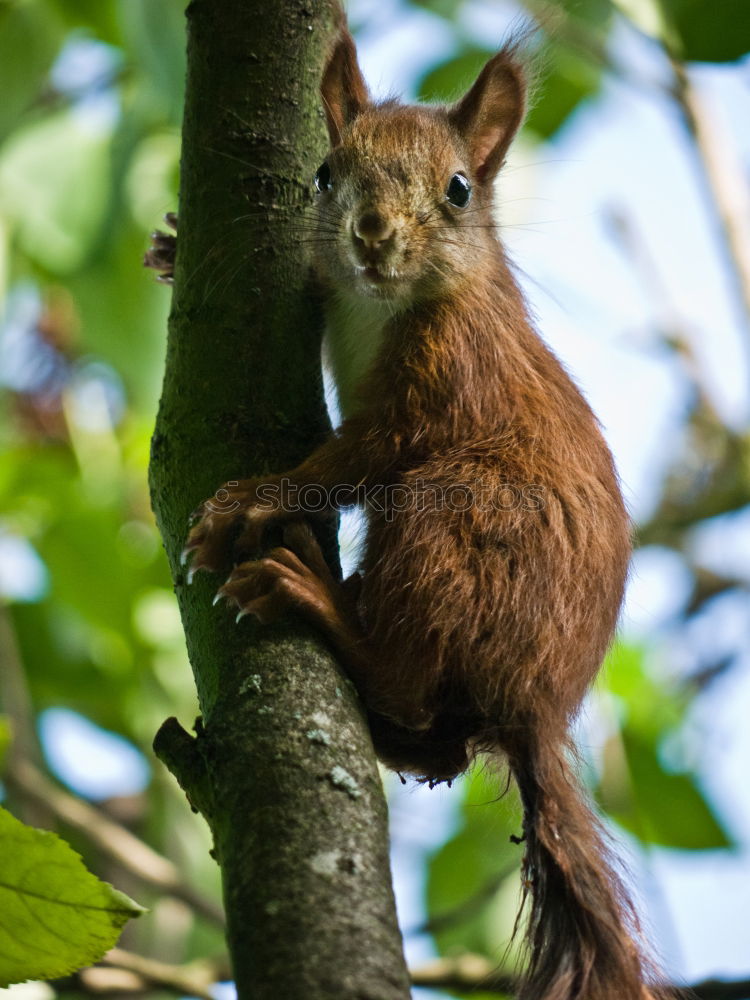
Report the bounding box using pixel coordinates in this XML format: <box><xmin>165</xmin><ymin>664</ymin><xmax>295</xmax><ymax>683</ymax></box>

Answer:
<box><xmin>448</xmin><ymin>45</ymin><xmax>527</xmax><ymax>184</ymax></box>
<box><xmin>321</xmin><ymin>29</ymin><xmax>369</xmax><ymax>147</ymax></box>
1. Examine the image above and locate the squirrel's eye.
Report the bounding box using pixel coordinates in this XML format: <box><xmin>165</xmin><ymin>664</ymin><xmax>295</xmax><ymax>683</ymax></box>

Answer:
<box><xmin>445</xmin><ymin>172</ymin><xmax>471</xmax><ymax>208</ymax></box>
<box><xmin>314</xmin><ymin>162</ymin><xmax>332</xmax><ymax>193</ymax></box>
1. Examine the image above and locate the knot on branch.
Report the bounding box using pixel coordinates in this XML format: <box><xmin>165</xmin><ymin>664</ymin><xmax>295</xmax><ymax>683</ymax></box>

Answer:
<box><xmin>154</xmin><ymin>717</ymin><xmax>216</xmax><ymax>828</ymax></box>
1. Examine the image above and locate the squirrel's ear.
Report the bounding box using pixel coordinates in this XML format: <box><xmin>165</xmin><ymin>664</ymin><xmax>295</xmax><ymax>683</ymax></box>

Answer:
<box><xmin>321</xmin><ymin>29</ymin><xmax>369</xmax><ymax>146</ymax></box>
<box><xmin>448</xmin><ymin>46</ymin><xmax>526</xmax><ymax>184</ymax></box>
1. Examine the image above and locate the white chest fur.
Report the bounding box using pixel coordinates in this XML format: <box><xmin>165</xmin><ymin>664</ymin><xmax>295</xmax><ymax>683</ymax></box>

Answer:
<box><xmin>321</xmin><ymin>291</ymin><xmax>395</xmax><ymax>422</ymax></box>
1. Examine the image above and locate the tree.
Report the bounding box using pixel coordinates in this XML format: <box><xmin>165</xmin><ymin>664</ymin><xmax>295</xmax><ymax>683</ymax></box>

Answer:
<box><xmin>148</xmin><ymin>0</ymin><xmax>410</xmax><ymax>996</ymax></box>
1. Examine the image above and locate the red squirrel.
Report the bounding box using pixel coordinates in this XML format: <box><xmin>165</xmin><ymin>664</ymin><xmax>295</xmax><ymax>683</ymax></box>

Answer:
<box><xmin>160</xmin><ymin>22</ymin><xmax>659</xmax><ymax>1000</ymax></box>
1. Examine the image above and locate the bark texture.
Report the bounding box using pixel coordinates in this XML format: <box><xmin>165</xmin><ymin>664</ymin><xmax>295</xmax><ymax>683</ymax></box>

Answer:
<box><xmin>148</xmin><ymin>2</ymin><xmax>411</xmax><ymax>997</ymax></box>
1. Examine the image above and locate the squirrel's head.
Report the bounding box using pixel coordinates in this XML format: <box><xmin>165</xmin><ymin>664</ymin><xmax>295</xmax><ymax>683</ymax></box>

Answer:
<box><xmin>312</xmin><ymin>28</ymin><xmax>527</xmax><ymax>306</ymax></box>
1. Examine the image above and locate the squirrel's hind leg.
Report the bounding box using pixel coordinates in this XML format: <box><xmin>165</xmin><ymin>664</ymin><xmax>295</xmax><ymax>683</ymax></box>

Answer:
<box><xmin>218</xmin><ymin>523</ymin><xmax>435</xmax><ymax>734</ymax></box>
<box><xmin>218</xmin><ymin>522</ymin><xmax>471</xmax><ymax>782</ymax></box>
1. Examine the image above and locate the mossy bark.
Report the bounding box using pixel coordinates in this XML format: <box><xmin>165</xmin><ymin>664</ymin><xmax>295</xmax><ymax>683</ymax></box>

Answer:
<box><xmin>149</xmin><ymin>2</ymin><xmax>410</xmax><ymax>997</ymax></box>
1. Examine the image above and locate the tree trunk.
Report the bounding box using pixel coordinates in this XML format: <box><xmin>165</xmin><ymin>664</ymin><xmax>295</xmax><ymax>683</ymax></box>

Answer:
<box><xmin>148</xmin><ymin>2</ymin><xmax>411</xmax><ymax>997</ymax></box>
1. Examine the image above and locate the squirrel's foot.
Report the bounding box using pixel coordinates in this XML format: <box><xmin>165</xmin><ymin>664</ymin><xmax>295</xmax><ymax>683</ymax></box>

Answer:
<box><xmin>215</xmin><ymin>524</ymin><xmax>350</xmax><ymax>632</ymax></box>
<box><xmin>144</xmin><ymin>212</ymin><xmax>177</xmax><ymax>283</ymax></box>
<box><xmin>182</xmin><ymin>478</ymin><xmax>286</xmax><ymax>581</ymax></box>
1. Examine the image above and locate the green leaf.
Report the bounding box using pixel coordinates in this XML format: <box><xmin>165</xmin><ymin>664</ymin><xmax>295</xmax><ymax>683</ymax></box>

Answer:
<box><xmin>0</xmin><ymin>805</ymin><xmax>145</xmax><ymax>987</ymax></box>
<box><xmin>615</xmin><ymin>0</ymin><xmax>750</xmax><ymax>62</ymax></box>
<box><xmin>555</xmin><ymin>0</ymin><xmax>613</xmax><ymax>29</ymax></box>
<box><xmin>613</xmin><ymin>730</ymin><xmax>732</xmax><ymax>850</ymax></box>
<box><xmin>525</xmin><ymin>45</ymin><xmax>601</xmax><ymax>139</ymax></box>
<box><xmin>426</xmin><ymin>766</ymin><xmax>523</xmax><ymax>960</ymax></box>
<box><xmin>418</xmin><ymin>47</ymin><xmax>496</xmax><ymax>103</ymax></box>
<box><xmin>0</xmin><ymin>1</ymin><xmax>64</xmax><ymax>146</ymax></box>
<box><xmin>599</xmin><ymin>644</ymin><xmax>732</xmax><ymax>850</ymax></box>
<box><xmin>667</xmin><ymin>0</ymin><xmax>750</xmax><ymax>62</ymax></box>
<box><xmin>603</xmin><ymin>642</ymin><xmax>686</xmax><ymax>738</ymax></box>
<box><xmin>611</xmin><ymin>0</ymin><xmax>672</xmax><ymax>42</ymax></box>
<box><xmin>64</xmin><ymin>219</ymin><xmax>172</xmax><ymax>410</ymax></box>
<box><xmin>119</xmin><ymin>0</ymin><xmax>186</xmax><ymax>125</ymax></box>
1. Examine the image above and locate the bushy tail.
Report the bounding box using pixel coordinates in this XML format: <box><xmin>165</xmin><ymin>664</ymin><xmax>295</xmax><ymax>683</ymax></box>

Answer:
<box><xmin>509</xmin><ymin>736</ymin><xmax>654</xmax><ymax>1000</ymax></box>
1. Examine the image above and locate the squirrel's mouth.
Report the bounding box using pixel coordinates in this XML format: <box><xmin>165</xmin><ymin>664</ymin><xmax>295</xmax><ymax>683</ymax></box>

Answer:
<box><xmin>361</xmin><ymin>266</ymin><xmax>384</xmax><ymax>282</ymax></box>
<box><xmin>351</xmin><ymin>262</ymin><xmax>410</xmax><ymax>301</ymax></box>
<box><xmin>356</xmin><ymin>265</ymin><xmax>392</xmax><ymax>284</ymax></box>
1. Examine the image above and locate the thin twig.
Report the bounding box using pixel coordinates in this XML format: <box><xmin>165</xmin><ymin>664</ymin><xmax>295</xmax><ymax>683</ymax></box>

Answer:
<box><xmin>410</xmin><ymin>954</ymin><xmax>516</xmax><ymax>994</ymax></box>
<box><xmin>56</xmin><ymin>949</ymin><xmax>750</xmax><ymax>1000</ymax></box>
<box><xmin>524</xmin><ymin>0</ymin><xmax>750</xmax><ymax>366</ymax></box>
<box><xmin>101</xmin><ymin>947</ymin><xmax>228</xmax><ymax>1000</ymax></box>
<box><xmin>666</xmin><ymin>54</ymin><xmax>750</xmax><ymax>355</ymax></box>
<box><xmin>56</xmin><ymin>948</ymin><xmax>228</xmax><ymax>1000</ymax></box>
<box><xmin>409</xmin><ymin>954</ymin><xmax>750</xmax><ymax>1000</ymax></box>
<box><xmin>605</xmin><ymin>205</ymin><xmax>720</xmax><ymax>414</ymax></box>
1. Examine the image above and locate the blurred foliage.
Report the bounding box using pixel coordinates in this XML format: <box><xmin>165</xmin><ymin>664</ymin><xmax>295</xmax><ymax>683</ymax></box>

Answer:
<box><xmin>0</xmin><ymin>715</ymin><xmax>10</xmax><ymax>769</ymax></box>
<box><xmin>619</xmin><ymin>0</ymin><xmax>750</xmax><ymax>63</ymax></box>
<box><xmin>669</xmin><ymin>0</ymin><xmax>750</xmax><ymax>63</ymax></box>
<box><xmin>0</xmin><ymin>0</ymin><xmax>221</xmax><ymax>989</ymax></box>
<box><xmin>427</xmin><ymin>766</ymin><xmax>525</xmax><ymax>967</ymax></box>
<box><xmin>418</xmin><ymin>42</ymin><xmax>601</xmax><ymax>139</ymax></box>
<box><xmin>600</xmin><ymin>643</ymin><xmax>731</xmax><ymax>850</ymax></box>
<box><xmin>0</xmin><ymin>0</ymin><xmax>747</xmax><ymax>996</ymax></box>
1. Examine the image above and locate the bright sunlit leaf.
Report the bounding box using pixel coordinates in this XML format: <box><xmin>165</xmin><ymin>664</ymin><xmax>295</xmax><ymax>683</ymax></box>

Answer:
<box><xmin>0</xmin><ymin>806</ymin><xmax>145</xmax><ymax>988</ymax></box>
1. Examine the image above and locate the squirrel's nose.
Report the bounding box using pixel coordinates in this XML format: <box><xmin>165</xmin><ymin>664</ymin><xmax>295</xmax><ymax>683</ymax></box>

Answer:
<box><xmin>353</xmin><ymin>211</ymin><xmax>394</xmax><ymax>250</ymax></box>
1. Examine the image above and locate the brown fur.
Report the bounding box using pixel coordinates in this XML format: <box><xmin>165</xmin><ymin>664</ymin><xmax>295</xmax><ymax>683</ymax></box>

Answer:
<box><xmin>184</xmin><ymin>25</ymin><xmax>661</xmax><ymax>1000</ymax></box>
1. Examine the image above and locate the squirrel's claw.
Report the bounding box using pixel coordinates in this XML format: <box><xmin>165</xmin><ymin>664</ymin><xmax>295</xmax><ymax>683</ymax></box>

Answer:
<box><xmin>144</xmin><ymin>214</ymin><xmax>178</xmax><ymax>282</ymax></box>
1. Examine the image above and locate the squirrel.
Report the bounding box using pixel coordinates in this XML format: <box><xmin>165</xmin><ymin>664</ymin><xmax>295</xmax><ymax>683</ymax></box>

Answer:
<box><xmin>150</xmin><ymin>19</ymin><xmax>661</xmax><ymax>1000</ymax></box>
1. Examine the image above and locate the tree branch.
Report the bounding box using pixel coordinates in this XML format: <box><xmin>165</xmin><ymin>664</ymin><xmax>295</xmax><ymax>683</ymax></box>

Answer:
<box><xmin>604</xmin><ymin>205</ymin><xmax>750</xmax><ymax>548</ymax></box>
<box><xmin>153</xmin><ymin>716</ymin><xmax>215</xmax><ymax>822</ymax></box>
<box><xmin>665</xmin><ymin>53</ymin><xmax>750</xmax><ymax>349</ymax></box>
<box><xmin>56</xmin><ymin>948</ymin><xmax>750</xmax><ymax>1000</ymax></box>
<box><xmin>410</xmin><ymin>954</ymin><xmax>515</xmax><ymax>995</ymax></box>
<box><xmin>148</xmin><ymin>1</ymin><xmax>411</xmax><ymax>996</ymax></box>
<box><xmin>409</xmin><ymin>955</ymin><xmax>750</xmax><ymax>1000</ymax></box>
<box><xmin>525</xmin><ymin>0</ymin><xmax>750</xmax><ymax>363</ymax></box>
<box><xmin>56</xmin><ymin>948</ymin><xmax>226</xmax><ymax>1000</ymax></box>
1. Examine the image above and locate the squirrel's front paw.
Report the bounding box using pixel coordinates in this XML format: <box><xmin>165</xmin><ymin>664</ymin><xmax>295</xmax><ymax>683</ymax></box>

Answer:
<box><xmin>144</xmin><ymin>212</ymin><xmax>177</xmax><ymax>283</ymax></box>
<box><xmin>181</xmin><ymin>478</ymin><xmax>284</xmax><ymax>581</ymax></box>
<box><xmin>213</xmin><ymin>543</ymin><xmax>330</xmax><ymax>625</ymax></box>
